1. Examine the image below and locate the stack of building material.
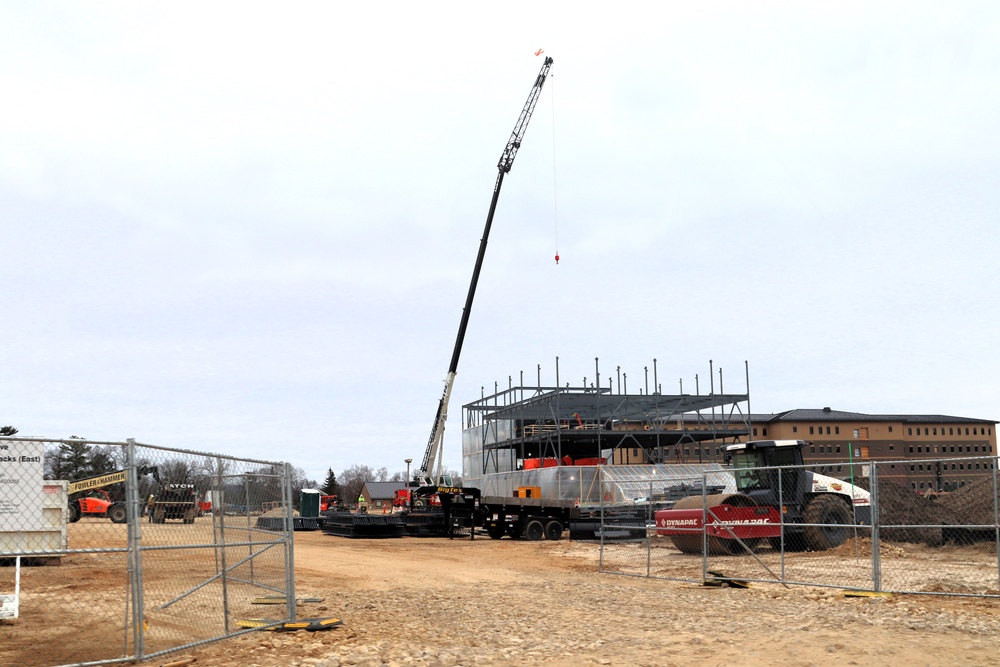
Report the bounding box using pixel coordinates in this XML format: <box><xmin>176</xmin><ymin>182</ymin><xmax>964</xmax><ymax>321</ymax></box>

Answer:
<box><xmin>320</xmin><ymin>512</ymin><xmax>405</xmax><ymax>538</ymax></box>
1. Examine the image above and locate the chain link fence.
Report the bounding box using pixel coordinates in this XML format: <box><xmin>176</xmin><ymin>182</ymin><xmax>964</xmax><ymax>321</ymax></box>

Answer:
<box><xmin>0</xmin><ymin>437</ymin><xmax>296</xmax><ymax>667</ymax></box>
<box><xmin>598</xmin><ymin>457</ymin><xmax>1000</xmax><ymax>597</ymax></box>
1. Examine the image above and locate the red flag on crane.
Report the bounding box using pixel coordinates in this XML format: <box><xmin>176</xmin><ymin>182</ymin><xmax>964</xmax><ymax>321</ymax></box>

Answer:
<box><xmin>535</xmin><ymin>48</ymin><xmax>544</xmax><ymax>56</ymax></box>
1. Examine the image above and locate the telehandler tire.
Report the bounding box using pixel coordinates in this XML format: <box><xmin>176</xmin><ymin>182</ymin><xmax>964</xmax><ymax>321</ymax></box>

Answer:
<box><xmin>68</xmin><ymin>501</ymin><xmax>81</xmax><ymax>523</ymax></box>
<box><xmin>108</xmin><ymin>503</ymin><xmax>128</xmax><ymax>524</ymax></box>
<box><xmin>802</xmin><ymin>494</ymin><xmax>852</xmax><ymax>551</ymax></box>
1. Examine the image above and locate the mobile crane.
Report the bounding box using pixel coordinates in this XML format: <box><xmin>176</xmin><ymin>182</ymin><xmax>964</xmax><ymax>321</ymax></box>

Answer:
<box><xmin>416</xmin><ymin>56</ymin><xmax>554</xmax><ymax>492</ymax></box>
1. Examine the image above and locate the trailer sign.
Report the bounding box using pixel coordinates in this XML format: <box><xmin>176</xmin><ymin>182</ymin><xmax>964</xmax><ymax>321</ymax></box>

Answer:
<box><xmin>0</xmin><ymin>441</ymin><xmax>45</xmax><ymax>532</ymax></box>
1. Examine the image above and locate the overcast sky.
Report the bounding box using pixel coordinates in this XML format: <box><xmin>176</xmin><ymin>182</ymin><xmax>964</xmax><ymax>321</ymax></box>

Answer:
<box><xmin>2</xmin><ymin>2</ymin><xmax>999</xmax><ymax>483</ymax></box>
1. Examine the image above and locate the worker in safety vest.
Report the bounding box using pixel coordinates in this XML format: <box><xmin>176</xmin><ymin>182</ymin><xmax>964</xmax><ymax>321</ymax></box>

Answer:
<box><xmin>357</xmin><ymin>494</ymin><xmax>367</xmax><ymax>513</ymax></box>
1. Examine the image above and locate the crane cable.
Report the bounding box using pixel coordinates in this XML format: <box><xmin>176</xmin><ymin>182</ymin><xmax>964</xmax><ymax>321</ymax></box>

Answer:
<box><xmin>549</xmin><ymin>74</ymin><xmax>560</xmax><ymax>265</ymax></box>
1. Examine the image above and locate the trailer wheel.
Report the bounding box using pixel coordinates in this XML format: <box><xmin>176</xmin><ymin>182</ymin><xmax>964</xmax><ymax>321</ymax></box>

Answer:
<box><xmin>68</xmin><ymin>501</ymin><xmax>81</xmax><ymax>523</ymax></box>
<box><xmin>524</xmin><ymin>519</ymin><xmax>544</xmax><ymax>541</ymax></box>
<box><xmin>108</xmin><ymin>503</ymin><xmax>128</xmax><ymax>524</ymax></box>
<box><xmin>543</xmin><ymin>520</ymin><xmax>563</xmax><ymax>541</ymax></box>
<box><xmin>802</xmin><ymin>495</ymin><xmax>852</xmax><ymax>551</ymax></box>
<box><xmin>486</xmin><ymin>523</ymin><xmax>505</xmax><ymax>540</ymax></box>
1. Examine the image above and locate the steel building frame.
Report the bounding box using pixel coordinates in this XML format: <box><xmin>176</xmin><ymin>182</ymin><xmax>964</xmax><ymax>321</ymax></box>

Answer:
<box><xmin>463</xmin><ymin>360</ymin><xmax>751</xmax><ymax>477</ymax></box>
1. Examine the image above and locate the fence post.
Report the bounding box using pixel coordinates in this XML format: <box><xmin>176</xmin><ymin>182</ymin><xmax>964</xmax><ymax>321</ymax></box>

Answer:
<box><xmin>701</xmin><ymin>472</ymin><xmax>708</xmax><ymax>582</ymax></box>
<box><xmin>993</xmin><ymin>458</ymin><xmax>1000</xmax><ymax>590</ymax></box>
<box><xmin>871</xmin><ymin>461</ymin><xmax>881</xmax><ymax>592</ymax></box>
<box><xmin>778</xmin><ymin>460</ymin><xmax>785</xmax><ymax>582</ymax></box>
<box><xmin>646</xmin><ymin>480</ymin><xmax>652</xmax><ymax>577</ymax></box>
<box><xmin>283</xmin><ymin>462</ymin><xmax>297</xmax><ymax>622</ymax></box>
<box><xmin>125</xmin><ymin>437</ymin><xmax>145</xmax><ymax>661</ymax></box>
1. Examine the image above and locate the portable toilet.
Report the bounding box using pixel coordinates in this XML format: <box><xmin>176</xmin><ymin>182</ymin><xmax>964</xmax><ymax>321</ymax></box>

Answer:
<box><xmin>300</xmin><ymin>489</ymin><xmax>321</xmax><ymax>518</ymax></box>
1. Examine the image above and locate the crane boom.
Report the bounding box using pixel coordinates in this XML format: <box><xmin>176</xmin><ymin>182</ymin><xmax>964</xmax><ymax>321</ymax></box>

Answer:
<box><xmin>418</xmin><ymin>57</ymin><xmax>554</xmax><ymax>484</ymax></box>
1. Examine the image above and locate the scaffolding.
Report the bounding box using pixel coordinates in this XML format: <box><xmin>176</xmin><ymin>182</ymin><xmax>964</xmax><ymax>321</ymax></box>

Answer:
<box><xmin>461</xmin><ymin>360</ymin><xmax>752</xmax><ymax>490</ymax></box>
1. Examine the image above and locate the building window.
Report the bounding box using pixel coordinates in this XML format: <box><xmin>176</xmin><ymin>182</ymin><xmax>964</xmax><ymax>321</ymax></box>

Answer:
<box><xmin>889</xmin><ymin>444</ymin><xmax>894</xmax><ymax>451</ymax></box>
<box><xmin>836</xmin><ymin>445</ymin><xmax>841</xmax><ymax>453</ymax></box>
<box><xmin>888</xmin><ymin>426</ymin><xmax>893</xmax><ymax>433</ymax></box>
<box><xmin>973</xmin><ymin>428</ymin><xmax>978</xmax><ymax>435</ymax></box>
<box><xmin>854</xmin><ymin>429</ymin><xmax>860</xmax><ymax>438</ymax></box>
<box><xmin>949</xmin><ymin>427</ymin><xmax>954</xmax><ymax>435</ymax></box>
<box><xmin>908</xmin><ymin>427</ymin><xmax>913</xmax><ymax>435</ymax></box>
<box><xmin>835</xmin><ymin>426</ymin><xmax>840</xmax><ymax>435</ymax></box>
<box><xmin>753</xmin><ymin>427</ymin><xmax>758</xmax><ymax>436</ymax></box>
<box><xmin>933</xmin><ymin>428</ymin><xmax>937</xmax><ymax>435</ymax></box>
<box><xmin>809</xmin><ymin>426</ymin><xmax>815</xmax><ymax>435</ymax></box>
<box><xmin>792</xmin><ymin>426</ymin><xmax>798</xmax><ymax>433</ymax></box>
<box><xmin>826</xmin><ymin>426</ymin><xmax>831</xmax><ymax>434</ymax></box>
<box><xmin>966</xmin><ymin>428</ymin><xmax>970</xmax><ymax>435</ymax></box>
<box><xmin>810</xmin><ymin>446</ymin><xmax>815</xmax><ymax>454</ymax></box>
<box><xmin>763</xmin><ymin>428</ymin><xmax>768</xmax><ymax>436</ymax></box>
<box><xmin>917</xmin><ymin>446</ymin><xmax>922</xmax><ymax>453</ymax></box>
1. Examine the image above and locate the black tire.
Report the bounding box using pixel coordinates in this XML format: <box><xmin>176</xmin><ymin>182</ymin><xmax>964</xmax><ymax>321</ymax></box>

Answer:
<box><xmin>543</xmin><ymin>520</ymin><xmax>563</xmax><ymax>541</ymax></box>
<box><xmin>68</xmin><ymin>502</ymin><xmax>81</xmax><ymax>523</ymax></box>
<box><xmin>486</xmin><ymin>522</ymin><xmax>505</xmax><ymax>540</ymax></box>
<box><xmin>108</xmin><ymin>503</ymin><xmax>128</xmax><ymax>524</ymax></box>
<box><xmin>802</xmin><ymin>495</ymin><xmax>852</xmax><ymax>551</ymax></box>
<box><xmin>524</xmin><ymin>519</ymin><xmax>544</xmax><ymax>541</ymax></box>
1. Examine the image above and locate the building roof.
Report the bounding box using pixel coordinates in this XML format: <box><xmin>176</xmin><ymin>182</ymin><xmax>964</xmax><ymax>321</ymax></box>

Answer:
<box><xmin>752</xmin><ymin>408</ymin><xmax>996</xmax><ymax>425</ymax></box>
<box><xmin>361</xmin><ymin>481</ymin><xmax>406</xmax><ymax>500</ymax></box>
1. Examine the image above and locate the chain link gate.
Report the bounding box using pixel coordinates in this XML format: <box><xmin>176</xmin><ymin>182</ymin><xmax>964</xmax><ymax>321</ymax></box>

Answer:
<box><xmin>0</xmin><ymin>436</ymin><xmax>296</xmax><ymax>667</ymax></box>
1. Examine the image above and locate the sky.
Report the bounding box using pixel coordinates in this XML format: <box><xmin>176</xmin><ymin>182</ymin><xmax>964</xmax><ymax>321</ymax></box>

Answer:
<box><xmin>2</xmin><ymin>2</ymin><xmax>999</xmax><ymax>484</ymax></box>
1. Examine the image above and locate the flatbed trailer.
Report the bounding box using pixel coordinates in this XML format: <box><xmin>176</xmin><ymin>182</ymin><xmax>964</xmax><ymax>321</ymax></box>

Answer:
<box><xmin>479</xmin><ymin>495</ymin><xmax>581</xmax><ymax>541</ymax></box>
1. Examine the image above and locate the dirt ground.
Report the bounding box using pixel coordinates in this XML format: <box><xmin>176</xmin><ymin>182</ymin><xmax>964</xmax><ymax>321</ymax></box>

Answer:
<box><xmin>5</xmin><ymin>524</ymin><xmax>1000</xmax><ymax>667</ymax></box>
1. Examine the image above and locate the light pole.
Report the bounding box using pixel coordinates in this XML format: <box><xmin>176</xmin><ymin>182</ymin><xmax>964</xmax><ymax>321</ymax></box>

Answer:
<box><xmin>404</xmin><ymin>458</ymin><xmax>412</xmax><ymax>485</ymax></box>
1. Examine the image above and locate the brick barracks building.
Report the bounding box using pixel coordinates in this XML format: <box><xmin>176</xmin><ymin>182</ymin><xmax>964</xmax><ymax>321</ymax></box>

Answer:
<box><xmin>750</xmin><ymin>408</ymin><xmax>998</xmax><ymax>492</ymax></box>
